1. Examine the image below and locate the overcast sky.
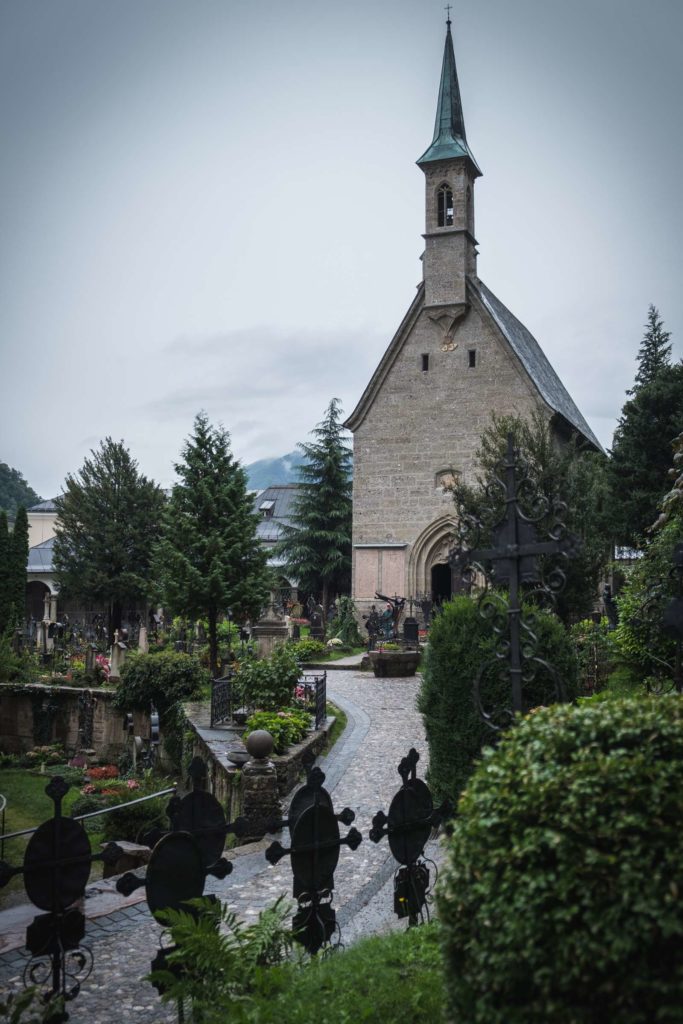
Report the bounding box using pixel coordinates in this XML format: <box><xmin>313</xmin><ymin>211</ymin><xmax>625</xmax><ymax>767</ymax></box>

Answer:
<box><xmin>1</xmin><ymin>0</ymin><xmax>681</xmax><ymax>498</ymax></box>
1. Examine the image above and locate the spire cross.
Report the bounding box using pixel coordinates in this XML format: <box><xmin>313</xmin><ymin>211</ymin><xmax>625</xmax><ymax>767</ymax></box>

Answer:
<box><xmin>445</xmin><ymin>4</ymin><xmax>452</xmax><ymax>23</ymax></box>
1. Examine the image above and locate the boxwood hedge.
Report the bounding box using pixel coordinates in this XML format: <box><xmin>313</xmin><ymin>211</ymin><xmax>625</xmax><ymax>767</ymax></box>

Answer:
<box><xmin>438</xmin><ymin>696</ymin><xmax>683</xmax><ymax>1024</ymax></box>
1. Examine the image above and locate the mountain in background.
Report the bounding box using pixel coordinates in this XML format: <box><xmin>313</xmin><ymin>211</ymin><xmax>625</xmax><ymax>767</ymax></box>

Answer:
<box><xmin>0</xmin><ymin>462</ymin><xmax>42</xmax><ymax>518</ymax></box>
<box><xmin>244</xmin><ymin>451</ymin><xmax>308</xmax><ymax>491</ymax></box>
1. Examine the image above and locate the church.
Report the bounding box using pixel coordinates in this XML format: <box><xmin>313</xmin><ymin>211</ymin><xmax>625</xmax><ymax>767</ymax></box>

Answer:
<box><xmin>345</xmin><ymin>18</ymin><xmax>600</xmax><ymax>617</ymax></box>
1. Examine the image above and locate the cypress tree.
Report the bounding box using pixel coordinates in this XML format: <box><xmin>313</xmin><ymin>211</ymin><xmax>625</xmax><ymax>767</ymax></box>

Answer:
<box><xmin>275</xmin><ymin>398</ymin><xmax>352</xmax><ymax>614</ymax></box>
<box><xmin>156</xmin><ymin>413</ymin><xmax>269</xmax><ymax>676</ymax></box>
<box><xmin>8</xmin><ymin>506</ymin><xmax>29</xmax><ymax>627</ymax></box>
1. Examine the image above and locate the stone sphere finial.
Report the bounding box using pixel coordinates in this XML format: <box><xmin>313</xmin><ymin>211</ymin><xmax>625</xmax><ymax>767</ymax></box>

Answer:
<box><xmin>245</xmin><ymin>730</ymin><xmax>274</xmax><ymax>761</ymax></box>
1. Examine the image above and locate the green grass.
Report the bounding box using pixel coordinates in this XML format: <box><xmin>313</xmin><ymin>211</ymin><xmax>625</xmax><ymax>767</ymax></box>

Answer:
<box><xmin>245</xmin><ymin>924</ymin><xmax>446</xmax><ymax>1024</ymax></box>
<box><xmin>0</xmin><ymin>768</ymin><xmax>105</xmax><ymax>906</ymax></box>
<box><xmin>323</xmin><ymin>701</ymin><xmax>347</xmax><ymax>753</ymax></box>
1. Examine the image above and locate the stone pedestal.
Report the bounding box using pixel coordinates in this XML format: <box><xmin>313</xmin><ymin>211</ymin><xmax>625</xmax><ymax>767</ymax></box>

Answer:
<box><xmin>241</xmin><ymin>757</ymin><xmax>282</xmax><ymax>842</ymax></box>
<box><xmin>252</xmin><ymin>614</ymin><xmax>288</xmax><ymax>659</ymax></box>
<box><xmin>138</xmin><ymin>626</ymin><xmax>149</xmax><ymax>653</ymax></box>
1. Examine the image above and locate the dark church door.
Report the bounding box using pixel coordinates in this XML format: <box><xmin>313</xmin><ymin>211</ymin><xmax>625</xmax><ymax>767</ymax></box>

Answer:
<box><xmin>431</xmin><ymin>563</ymin><xmax>452</xmax><ymax>605</ymax></box>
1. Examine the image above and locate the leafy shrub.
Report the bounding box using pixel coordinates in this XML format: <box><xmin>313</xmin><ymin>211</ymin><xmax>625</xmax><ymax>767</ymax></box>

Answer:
<box><xmin>418</xmin><ymin>596</ymin><xmax>577</xmax><ymax>801</ymax></box>
<box><xmin>243</xmin><ymin>708</ymin><xmax>311</xmax><ymax>754</ymax></box>
<box><xmin>614</xmin><ymin>518</ymin><xmax>680</xmax><ymax>680</ymax></box>
<box><xmin>115</xmin><ymin>651</ymin><xmax>209</xmax><ymax>713</ymax></box>
<box><xmin>115</xmin><ymin>651</ymin><xmax>209</xmax><ymax>769</ymax></box>
<box><xmin>288</xmin><ymin>637</ymin><xmax>327</xmax><ymax>662</ymax></box>
<box><xmin>100</xmin><ymin>792</ymin><xmax>169</xmax><ymax>844</ymax></box>
<box><xmin>235</xmin><ymin>644</ymin><xmax>300</xmax><ymax>710</ymax></box>
<box><xmin>438</xmin><ymin>697</ymin><xmax>683</xmax><ymax>1024</ymax></box>
<box><xmin>568</xmin><ymin>616</ymin><xmax>616</xmax><ymax>694</ymax></box>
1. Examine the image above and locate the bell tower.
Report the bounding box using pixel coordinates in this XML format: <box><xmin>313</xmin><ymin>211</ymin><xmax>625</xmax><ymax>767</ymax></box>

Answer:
<box><xmin>417</xmin><ymin>16</ymin><xmax>481</xmax><ymax>309</ymax></box>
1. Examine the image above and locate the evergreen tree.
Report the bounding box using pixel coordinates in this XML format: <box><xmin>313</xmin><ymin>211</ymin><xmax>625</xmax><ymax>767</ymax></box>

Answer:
<box><xmin>275</xmin><ymin>398</ymin><xmax>352</xmax><ymax>614</ymax></box>
<box><xmin>155</xmin><ymin>413</ymin><xmax>269</xmax><ymax>675</ymax></box>
<box><xmin>451</xmin><ymin>411</ymin><xmax>612</xmax><ymax>622</ymax></box>
<box><xmin>630</xmin><ymin>305</ymin><xmax>672</xmax><ymax>393</ymax></box>
<box><xmin>0</xmin><ymin>463</ymin><xmax>41</xmax><ymax>517</ymax></box>
<box><xmin>0</xmin><ymin>512</ymin><xmax>9</xmax><ymax>630</ymax></box>
<box><xmin>8</xmin><ymin>506</ymin><xmax>29</xmax><ymax>627</ymax></box>
<box><xmin>53</xmin><ymin>439</ymin><xmax>164</xmax><ymax>641</ymax></box>
<box><xmin>609</xmin><ymin>364</ymin><xmax>683</xmax><ymax>546</ymax></box>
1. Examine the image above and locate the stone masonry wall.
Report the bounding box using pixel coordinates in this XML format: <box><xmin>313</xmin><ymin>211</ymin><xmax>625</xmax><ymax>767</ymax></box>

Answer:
<box><xmin>351</xmin><ymin>295</ymin><xmax>546</xmax><ymax>609</ymax></box>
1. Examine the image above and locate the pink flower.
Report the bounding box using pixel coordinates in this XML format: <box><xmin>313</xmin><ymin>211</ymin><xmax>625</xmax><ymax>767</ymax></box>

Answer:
<box><xmin>126</xmin><ymin>779</ymin><xmax>140</xmax><ymax>790</ymax></box>
<box><xmin>81</xmin><ymin>784</ymin><xmax>96</xmax><ymax>795</ymax></box>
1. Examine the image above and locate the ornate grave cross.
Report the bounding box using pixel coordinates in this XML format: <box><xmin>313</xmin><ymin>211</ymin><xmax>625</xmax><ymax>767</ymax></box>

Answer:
<box><xmin>369</xmin><ymin>748</ymin><xmax>452</xmax><ymax>926</ymax></box>
<box><xmin>116</xmin><ymin>758</ymin><xmax>247</xmax><ymax>1007</ymax></box>
<box><xmin>450</xmin><ymin>433</ymin><xmax>579</xmax><ymax>726</ymax></box>
<box><xmin>0</xmin><ymin>777</ymin><xmax>123</xmax><ymax>1022</ymax></box>
<box><xmin>265</xmin><ymin>755</ymin><xmax>361</xmax><ymax>954</ymax></box>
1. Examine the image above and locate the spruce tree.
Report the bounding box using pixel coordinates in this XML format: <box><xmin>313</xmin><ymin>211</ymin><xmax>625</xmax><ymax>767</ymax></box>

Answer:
<box><xmin>609</xmin><ymin>365</ymin><xmax>683</xmax><ymax>546</ymax></box>
<box><xmin>275</xmin><ymin>398</ymin><xmax>352</xmax><ymax>615</ymax></box>
<box><xmin>155</xmin><ymin>413</ymin><xmax>269</xmax><ymax>675</ymax></box>
<box><xmin>53</xmin><ymin>439</ymin><xmax>164</xmax><ymax>640</ymax></box>
<box><xmin>8</xmin><ymin>506</ymin><xmax>29</xmax><ymax>627</ymax></box>
<box><xmin>631</xmin><ymin>305</ymin><xmax>672</xmax><ymax>393</ymax></box>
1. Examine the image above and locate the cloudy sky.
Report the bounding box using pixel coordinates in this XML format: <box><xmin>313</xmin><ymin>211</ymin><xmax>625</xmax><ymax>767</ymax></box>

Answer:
<box><xmin>1</xmin><ymin>0</ymin><xmax>681</xmax><ymax>497</ymax></box>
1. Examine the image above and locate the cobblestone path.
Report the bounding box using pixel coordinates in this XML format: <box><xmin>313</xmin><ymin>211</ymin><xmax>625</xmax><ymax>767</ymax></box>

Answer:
<box><xmin>0</xmin><ymin>671</ymin><xmax>436</xmax><ymax>1023</ymax></box>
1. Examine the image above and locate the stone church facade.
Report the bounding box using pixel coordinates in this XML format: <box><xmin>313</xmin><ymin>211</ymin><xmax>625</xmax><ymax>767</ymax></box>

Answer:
<box><xmin>345</xmin><ymin>19</ymin><xmax>600</xmax><ymax>617</ymax></box>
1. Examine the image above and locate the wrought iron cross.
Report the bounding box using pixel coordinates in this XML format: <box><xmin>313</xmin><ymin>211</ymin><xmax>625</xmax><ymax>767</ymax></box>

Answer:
<box><xmin>0</xmin><ymin>777</ymin><xmax>122</xmax><ymax>1021</ymax></box>
<box><xmin>450</xmin><ymin>434</ymin><xmax>579</xmax><ymax>722</ymax></box>
<box><xmin>265</xmin><ymin>756</ymin><xmax>361</xmax><ymax>954</ymax></box>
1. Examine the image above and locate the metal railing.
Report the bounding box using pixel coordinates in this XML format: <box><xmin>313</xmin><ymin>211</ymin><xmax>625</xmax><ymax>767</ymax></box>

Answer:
<box><xmin>0</xmin><ymin>785</ymin><xmax>176</xmax><ymax>844</ymax></box>
<box><xmin>210</xmin><ymin>669</ymin><xmax>328</xmax><ymax>731</ymax></box>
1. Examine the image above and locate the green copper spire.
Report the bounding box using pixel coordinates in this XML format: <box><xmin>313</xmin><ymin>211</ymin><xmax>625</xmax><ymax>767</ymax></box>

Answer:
<box><xmin>417</xmin><ymin>18</ymin><xmax>481</xmax><ymax>174</ymax></box>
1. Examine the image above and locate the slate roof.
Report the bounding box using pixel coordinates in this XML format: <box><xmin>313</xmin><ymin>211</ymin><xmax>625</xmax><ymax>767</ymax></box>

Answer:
<box><xmin>28</xmin><ymin>499</ymin><xmax>58</xmax><ymax>512</ymax></box>
<box><xmin>255</xmin><ymin>484</ymin><xmax>302</xmax><ymax>544</ymax></box>
<box><xmin>472</xmin><ymin>280</ymin><xmax>602</xmax><ymax>450</ymax></box>
<box><xmin>27</xmin><ymin>537</ymin><xmax>55</xmax><ymax>574</ymax></box>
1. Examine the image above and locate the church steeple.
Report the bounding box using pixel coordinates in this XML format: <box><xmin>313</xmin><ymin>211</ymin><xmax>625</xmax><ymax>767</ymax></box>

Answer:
<box><xmin>417</xmin><ymin>17</ymin><xmax>481</xmax><ymax>175</ymax></box>
<box><xmin>419</xmin><ymin>17</ymin><xmax>480</xmax><ymax>308</ymax></box>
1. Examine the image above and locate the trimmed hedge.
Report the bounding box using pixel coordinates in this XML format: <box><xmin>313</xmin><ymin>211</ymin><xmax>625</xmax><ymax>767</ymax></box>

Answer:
<box><xmin>417</xmin><ymin>597</ymin><xmax>577</xmax><ymax>801</ymax></box>
<box><xmin>438</xmin><ymin>697</ymin><xmax>683</xmax><ymax>1024</ymax></box>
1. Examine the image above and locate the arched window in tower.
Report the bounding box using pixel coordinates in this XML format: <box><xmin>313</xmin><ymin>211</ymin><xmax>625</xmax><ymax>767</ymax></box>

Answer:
<box><xmin>437</xmin><ymin>184</ymin><xmax>454</xmax><ymax>227</ymax></box>
<box><xmin>466</xmin><ymin>186</ymin><xmax>474</xmax><ymax>234</ymax></box>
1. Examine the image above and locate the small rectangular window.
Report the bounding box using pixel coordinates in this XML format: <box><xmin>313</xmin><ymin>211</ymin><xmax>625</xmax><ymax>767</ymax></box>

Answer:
<box><xmin>468</xmin><ymin>349</ymin><xmax>476</xmax><ymax>368</ymax></box>
<box><xmin>421</xmin><ymin>354</ymin><xmax>429</xmax><ymax>372</ymax></box>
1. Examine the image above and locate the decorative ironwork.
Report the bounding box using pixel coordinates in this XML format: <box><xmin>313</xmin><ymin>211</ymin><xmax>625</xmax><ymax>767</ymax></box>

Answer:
<box><xmin>449</xmin><ymin>433</ymin><xmax>580</xmax><ymax>729</ymax></box>
<box><xmin>210</xmin><ymin>670</ymin><xmax>237</xmax><ymax>727</ymax></box>
<box><xmin>0</xmin><ymin>777</ymin><xmax>122</xmax><ymax>1021</ymax></box>
<box><xmin>265</xmin><ymin>754</ymin><xmax>361</xmax><ymax>954</ymax></box>
<box><xmin>117</xmin><ymin>758</ymin><xmax>247</xmax><ymax>1007</ymax></box>
<box><xmin>369</xmin><ymin>748</ymin><xmax>452</xmax><ymax>926</ymax></box>
<box><xmin>298</xmin><ymin>671</ymin><xmax>327</xmax><ymax>730</ymax></box>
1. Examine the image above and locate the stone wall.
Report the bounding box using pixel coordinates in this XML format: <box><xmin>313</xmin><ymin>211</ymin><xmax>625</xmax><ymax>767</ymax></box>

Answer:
<box><xmin>0</xmin><ymin>684</ymin><xmax>150</xmax><ymax>760</ymax></box>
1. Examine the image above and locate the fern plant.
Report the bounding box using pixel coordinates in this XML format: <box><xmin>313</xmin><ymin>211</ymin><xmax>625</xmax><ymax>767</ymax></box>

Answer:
<box><xmin>149</xmin><ymin>895</ymin><xmax>295</xmax><ymax>1020</ymax></box>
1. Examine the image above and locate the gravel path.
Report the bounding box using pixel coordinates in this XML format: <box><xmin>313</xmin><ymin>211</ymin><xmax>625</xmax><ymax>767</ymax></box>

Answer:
<box><xmin>0</xmin><ymin>671</ymin><xmax>441</xmax><ymax>1022</ymax></box>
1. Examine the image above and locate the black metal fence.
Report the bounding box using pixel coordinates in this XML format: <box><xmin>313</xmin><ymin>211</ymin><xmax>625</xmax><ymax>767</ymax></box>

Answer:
<box><xmin>210</xmin><ymin>669</ymin><xmax>327</xmax><ymax>731</ymax></box>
